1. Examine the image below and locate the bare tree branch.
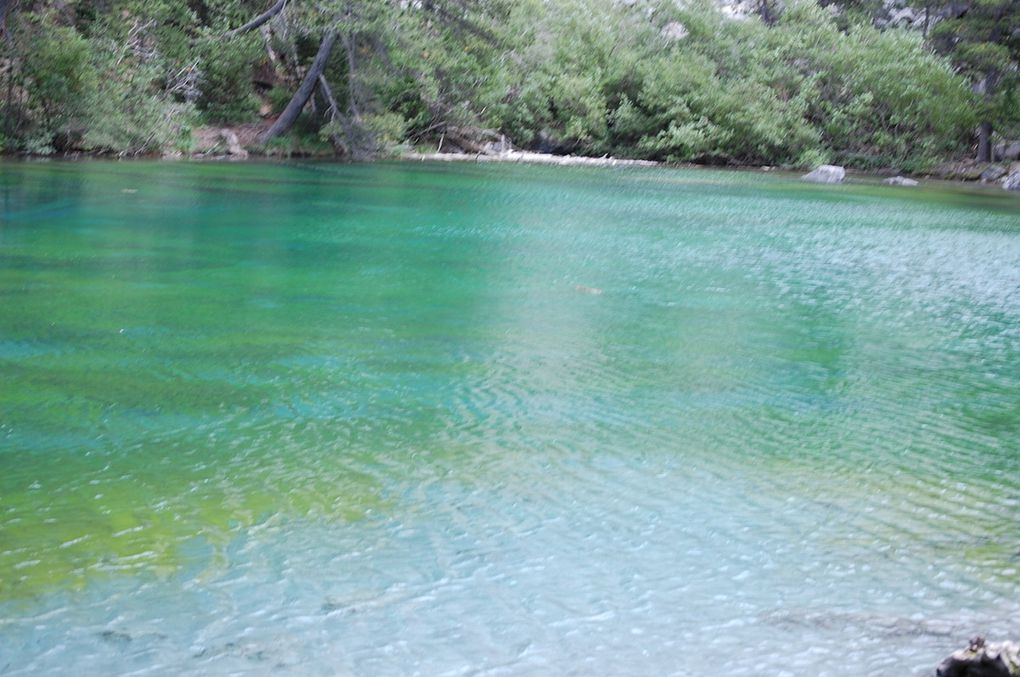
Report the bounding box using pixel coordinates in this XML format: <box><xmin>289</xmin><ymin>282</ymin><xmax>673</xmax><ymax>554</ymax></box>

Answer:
<box><xmin>422</xmin><ymin>2</ymin><xmax>499</xmax><ymax>45</ymax></box>
<box><xmin>225</xmin><ymin>0</ymin><xmax>287</xmax><ymax>38</ymax></box>
<box><xmin>316</xmin><ymin>74</ymin><xmax>351</xmax><ymax>155</ymax></box>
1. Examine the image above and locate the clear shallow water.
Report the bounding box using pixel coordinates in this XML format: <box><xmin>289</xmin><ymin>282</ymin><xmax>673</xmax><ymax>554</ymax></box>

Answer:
<box><xmin>0</xmin><ymin>160</ymin><xmax>1018</xmax><ymax>675</ymax></box>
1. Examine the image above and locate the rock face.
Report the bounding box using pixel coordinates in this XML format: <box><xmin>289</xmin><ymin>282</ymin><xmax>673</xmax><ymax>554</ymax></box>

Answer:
<box><xmin>884</xmin><ymin>175</ymin><xmax>918</xmax><ymax>186</ymax></box>
<box><xmin>801</xmin><ymin>165</ymin><xmax>846</xmax><ymax>184</ymax></box>
<box><xmin>936</xmin><ymin>638</ymin><xmax>1020</xmax><ymax>677</ymax></box>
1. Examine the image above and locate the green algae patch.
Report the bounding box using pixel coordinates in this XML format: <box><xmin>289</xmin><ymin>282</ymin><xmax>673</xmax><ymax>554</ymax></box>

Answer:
<box><xmin>0</xmin><ymin>440</ymin><xmax>388</xmax><ymax>600</ymax></box>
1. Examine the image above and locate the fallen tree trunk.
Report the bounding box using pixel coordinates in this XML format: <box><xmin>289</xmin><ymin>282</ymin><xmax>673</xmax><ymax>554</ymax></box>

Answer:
<box><xmin>259</xmin><ymin>29</ymin><xmax>336</xmax><ymax>144</ymax></box>
<box><xmin>225</xmin><ymin>0</ymin><xmax>288</xmax><ymax>38</ymax></box>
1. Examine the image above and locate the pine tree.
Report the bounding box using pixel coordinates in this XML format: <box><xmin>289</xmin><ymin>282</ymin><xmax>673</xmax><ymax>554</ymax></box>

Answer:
<box><xmin>923</xmin><ymin>0</ymin><xmax>1020</xmax><ymax>161</ymax></box>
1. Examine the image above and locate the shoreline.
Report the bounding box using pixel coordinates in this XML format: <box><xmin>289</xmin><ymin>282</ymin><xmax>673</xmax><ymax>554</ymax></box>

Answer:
<box><xmin>2</xmin><ymin>148</ymin><xmax>1016</xmax><ymax>193</ymax></box>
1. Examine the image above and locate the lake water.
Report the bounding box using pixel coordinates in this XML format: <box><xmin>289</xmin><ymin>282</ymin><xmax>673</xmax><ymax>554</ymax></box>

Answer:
<box><xmin>1</xmin><ymin>160</ymin><xmax>1018</xmax><ymax>675</ymax></box>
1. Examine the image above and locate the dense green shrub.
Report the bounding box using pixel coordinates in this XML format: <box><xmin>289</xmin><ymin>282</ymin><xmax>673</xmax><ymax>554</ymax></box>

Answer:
<box><xmin>0</xmin><ymin>0</ymin><xmax>992</xmax><ymax>166</ymax></box>
<box><xmin>82</xmin><ymin>48</ymin><xmax>197</xmax><ymax>155</ymax></box>
<box><xmin>8</xmin><ymin>13</ymin><xmax>97</xmax><ymax>152</ymax></box>
<box><xmin>196</xmin><ymin>37</ymin><xmax>261</xmax><ymax>124</ymax></box>
<box><xmin>484</xmin><ymin>0</ymin><xmax>976</xmax><ymax>168</ymax></box>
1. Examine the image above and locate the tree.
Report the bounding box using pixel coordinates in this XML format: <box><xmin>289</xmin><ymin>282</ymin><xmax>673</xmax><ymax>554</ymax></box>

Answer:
<box><xmin>920</xmin><ymin>0</ymin><xmax>1020</xmax><ymax>161</ymax></box>
<box><xmin>259</xmin><ymin>29</ymin><xmax>336</xmax><ymax>143</ymax></box>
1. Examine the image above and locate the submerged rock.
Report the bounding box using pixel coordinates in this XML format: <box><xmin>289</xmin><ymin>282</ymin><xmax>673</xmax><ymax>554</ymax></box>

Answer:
<box><xmin>801</xmin><ymin>165</ymin><xmax>846</xmax><ymax>184</ymax></box>
<box><xmin>884</xmin><ymin>176</ymin><xmax>918</xmax><ymax>186</ymax></box>
<box><xmin>936</xmin><ymin>637</ymin><xmax>1020</xmax><ymax>677</ymax></box>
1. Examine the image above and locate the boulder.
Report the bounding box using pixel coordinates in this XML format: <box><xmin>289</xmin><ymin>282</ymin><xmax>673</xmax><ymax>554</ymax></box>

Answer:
<box><xmin>980</xmin><ymin>165</ymin><xmax>1007</xmax><ymax>183</ymax></box>
<box><xmin>801</xmin><ymin>165</ymin><xmax>846</xmax><ymax>184</ymax></box>
<box><xmin>931</xmin><ymin>161</ymin><xmax>986</xmax><ymax>181</ymax></box>
<box><xmin>218</xmin><ymin>129</ymin><xmax>249</xmax><ymax>159</ymax></box>
<box><xmin>884</xmin><ymin>176</ymin><xmax>918</xmax><ymax>186</ymax></box>
<box><xmin>936</xmin><ymin>637</ymin><xmax>1020</xmax><ymax>677</ymax></box>
<box><xmin>662</xmin><ymin>21</ymin><xmax>689</xmax><ymax>41</ymax></box>
<box><xmin>482</xmin><ymin>134</ymin><xmax>514</xmax><ymax>155</ymax></box>
<box><xmin>885</xmin><ymin>6</ymin><xmax>923</xmax><ymax>27</ymax></box>
<box><xmin>994</xmin><ymin>141</ymin><xmax>1020</xmax><ymax>162</ymax></box>
<box><xmin>1003</xmin><ymin>170</ymin><xmax>1020</xmax><ymax>191</ymax></box>
<box><xmin>534</xmin><ymin>128</ymin><xmax>575</xmax><ymax>155</ymax></box>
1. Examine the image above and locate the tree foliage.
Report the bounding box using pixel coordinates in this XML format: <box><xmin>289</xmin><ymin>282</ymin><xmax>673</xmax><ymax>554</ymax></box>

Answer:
<box><xmin>925</xmin><ymin>0</ymin><xmax>1020</xmax><ymax>157</ymax></box>
<box><xmin>0</xmin><ymin>0</ymin><xmax>995</xmax><ymax>168</ymax></box>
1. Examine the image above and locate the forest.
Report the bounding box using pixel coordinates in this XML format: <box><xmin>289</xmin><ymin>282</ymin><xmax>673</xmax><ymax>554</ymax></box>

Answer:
<box><xmin>0</xmin><ymin>0</ymin><xmax>1017</xmax><ymax>171</ymax></box>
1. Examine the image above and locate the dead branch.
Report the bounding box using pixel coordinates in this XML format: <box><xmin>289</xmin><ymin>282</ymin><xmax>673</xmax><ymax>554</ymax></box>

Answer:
<box><xmin>225</xmin><ymin>0</ymin><xmax>287</xmax><ymax>38</ymax></box>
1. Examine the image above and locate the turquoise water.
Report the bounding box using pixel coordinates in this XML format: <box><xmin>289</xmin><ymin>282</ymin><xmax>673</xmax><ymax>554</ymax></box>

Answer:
<box><xmin>0</xmin><ymin>160</ymin><xmax>1018</xmax><ymax>674</ymax></box>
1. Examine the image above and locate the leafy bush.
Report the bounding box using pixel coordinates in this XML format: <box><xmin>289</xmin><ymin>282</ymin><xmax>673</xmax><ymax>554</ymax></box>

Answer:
<box><xmin>0</xmin><ymin>0</ymin><xmax>986</xmax><ymax>166</ymax></box>
<box><xmin>196</xmin><ymin>37</ymin><xmax>260</xmax><ymax>124</ymax></box>
<box><xmin>8</xmin><ymin>13</ymin><xmax>98</xmax><ymax>152</ymax></box>
<box><xmin>76</xmin><ymin>29</ymin><xmax>197</xmax><ymax>155</ymax></box>
<box><xmin>484</xmin><ymin>0</ymin><xmax>976</xmax><ymax>168</ymax></box>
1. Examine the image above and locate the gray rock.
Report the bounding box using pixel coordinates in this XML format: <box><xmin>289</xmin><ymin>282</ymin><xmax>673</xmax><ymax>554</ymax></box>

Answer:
<box><xmin>1003</xmin><ymin>170</ymin><xmax>1020</xmax><ymax>191</ymax></box>
<box><xmin>482</xmin><ymin>134</ymin><xmax>514</xmax><ymax>155</ymax></box>
<box><xmin>801</xmin><ymin>165</ymin><xmax>846</xmax><ymax>184</ymax></box>
<box><xmin>535</xmin><ymin>127</ymin><xmax>574</xmax><ymax>155</ymax></box>
<box><xmin>932</xmin><ymin>160</ymin><xmax>985</xmax><ymax>181</ymax></box>
<box><xmin>980</xmin><ymin>165</ymin><xmax>1007</xmax><ymax>183</ymax></box>
<box><xmin>994</xmin><ymin>141</ymin><xmax>1020</xmax><ymax>162</ymax></box>
<box><xmin>886</xmin><ymin>6</ymin><xmax>922</xmax><ymax>26</ymax></box>
<box><xmin>884</xmin><ymin>175</ymin><xmax>918</xmax><ymax>186</ymax></box>
<box><xmin>218</xmin><ymin>129</ymin><xmax>249</xmax><ymax>159</ymax></box>
<box><xmin>936</xmin><ymin>637</ymin><xmax>1020</xmax><ymax>677</ymax></box>
<box><xmin>662</xmin><ymin>21</ymin><xmax>689</xmax><ymax>41</ymax></box>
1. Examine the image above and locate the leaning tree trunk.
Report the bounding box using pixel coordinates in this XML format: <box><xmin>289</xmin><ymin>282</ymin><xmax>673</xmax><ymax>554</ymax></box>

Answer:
<box><xmin>259</xmin><ymin>30</ymin><xmax>336</xmax><ymax>144</ymax></box>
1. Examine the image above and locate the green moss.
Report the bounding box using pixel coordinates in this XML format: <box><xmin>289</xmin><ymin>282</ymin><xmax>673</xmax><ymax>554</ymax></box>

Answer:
<box><xmin>0</xmin><ymin>447</ymin><xmax>388</xmax><ymax>600</ymax></box>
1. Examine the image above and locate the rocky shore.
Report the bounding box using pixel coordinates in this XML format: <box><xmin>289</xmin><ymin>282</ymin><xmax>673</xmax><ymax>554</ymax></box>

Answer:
<box><xmin>400</xmin><ymin>149</ymin><xmax>659</xmax><ymax>168</ymax></box>
<box><xmin>936</xmin><ymin>638</ymin><xmax>1020</xmax><ymax>677</ymax></box>
<box><xmin>799</xmin><ymin>161</ymin><xmax>1020</xmax><ymax>191</ymax></box>
<box><xmin>15</xmin><ymin>123</ymin><xmax>1020</xmax><ymax>193</ymax></box>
